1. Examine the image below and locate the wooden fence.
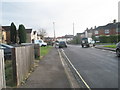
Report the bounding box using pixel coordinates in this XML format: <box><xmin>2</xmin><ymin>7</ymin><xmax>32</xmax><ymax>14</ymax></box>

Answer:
<box><xmin>12</xmin><ymin>44</ymin><xmax>34</xmax><ymax>86</ymax></box>
<box><xmin>0</xmin><ymin>49</ymin><xmax>6</xmax><ymax>90</ymax></box>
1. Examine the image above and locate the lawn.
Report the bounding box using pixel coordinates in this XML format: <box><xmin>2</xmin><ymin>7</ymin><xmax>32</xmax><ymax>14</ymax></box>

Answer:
<box><xmin>40</xmin><ymin>46</ymin><xmax>52</xmax><ymax>59</ymax></box>
<box><xmin>103</xmin><ymin>45</ymin><xmax>116</xmax><ymax>48</ymax></box>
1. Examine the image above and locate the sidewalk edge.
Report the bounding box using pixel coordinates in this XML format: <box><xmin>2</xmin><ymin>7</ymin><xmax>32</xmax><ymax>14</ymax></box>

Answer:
<box><xmin>57</xmin><ymin>49</ymin><xmax>80</xmax><ymax>88</ymax></box>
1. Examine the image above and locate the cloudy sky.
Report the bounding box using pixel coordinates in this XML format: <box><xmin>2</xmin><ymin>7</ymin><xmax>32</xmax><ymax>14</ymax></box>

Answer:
<box><xmin>1</xmin><ymin>0</ymin><xmax>119</xmax><ymax>37</ymax></box>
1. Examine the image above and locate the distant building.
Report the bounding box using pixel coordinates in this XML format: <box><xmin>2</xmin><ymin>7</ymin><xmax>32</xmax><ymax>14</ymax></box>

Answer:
<box><xmin>80</xmin><ymin>20</ymin><xmax>120</xmax><ymax>39</ymax></box>
<box><xmin>56</xmin><ymin>35</ymin><xmax>74</xmax><ymax>42</ymax></box>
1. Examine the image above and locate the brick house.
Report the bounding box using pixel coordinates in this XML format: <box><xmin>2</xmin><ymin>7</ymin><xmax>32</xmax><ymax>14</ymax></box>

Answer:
<box><xmin>93</xmin><ymin>22</ymin><xmax>120</xmax><ymax>38</ymax></box>
<box><xmin>80</xmin><ymin>20</ymin><xmax>120</xmax><ymax>39</ymax></box>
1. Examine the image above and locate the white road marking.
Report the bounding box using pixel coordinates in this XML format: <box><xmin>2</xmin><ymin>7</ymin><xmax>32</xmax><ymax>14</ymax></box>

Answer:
<box><xmin>58</xmin><ymin>49</ymin><xmax>76</xmax><ymax>88</ymax></box>
<box><xmin>61</xmin><ymin>49</ymin><xmax>91</xmax><ymax>90</ymax></box>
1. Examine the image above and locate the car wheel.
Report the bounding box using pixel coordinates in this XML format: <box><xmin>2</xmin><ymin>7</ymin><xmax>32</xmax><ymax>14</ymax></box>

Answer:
<box><xmin>82</xmin><ymin>44</ymin><xmax>84</xmax><ymax>48</ymax></box>
<box><xmin>116</xmin><ymin>49</ymin><xmax>120</xmax><ymax>57</ymax></box>
<box><xmin>87</xmin><ymin>44</ymin><xmax>90</xmax><ymax>47</ymax></box>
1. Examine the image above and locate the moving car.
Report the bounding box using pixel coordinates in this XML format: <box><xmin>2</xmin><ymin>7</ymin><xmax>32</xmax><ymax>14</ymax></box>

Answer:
<box><xmin>59</xmin><ymin>41</ymin><xmax>67</xmax><ymax>48</ymax></box>
<box><xmin>34</xmin><ymin>40</ymin><xmax>47</xmax><ymax>47</ymax></box>
<box><xmin>81</xmin><ymin>38</ymin><xmax>95</xmax><ymax>48</ymax></box>
<box><xmin>116</xmin><ymin>41</ymin><xmax>120</xmax><ymax>57</ymax></box>
<box><xmin>0</xmin><ymin>43</ymin><xmax>14</xmax><ymax>60</ymax></box>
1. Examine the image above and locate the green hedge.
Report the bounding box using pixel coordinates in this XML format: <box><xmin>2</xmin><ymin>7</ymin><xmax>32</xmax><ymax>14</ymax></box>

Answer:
<box><xmin>95</xmin><ymin>35</ymin><xmax>120</xmax><ymax>43</ymax></box>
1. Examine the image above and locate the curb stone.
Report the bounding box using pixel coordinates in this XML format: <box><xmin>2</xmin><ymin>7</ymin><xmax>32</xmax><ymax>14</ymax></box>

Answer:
<box><xmin>95</xmin><ymin>46</ymin><xmax>116</xmax><ymax>52</ymax></box>
<box><xmin>58</xmin><ymin>49</ymin><xmax>80</xmax><ymax>88</ymax></box>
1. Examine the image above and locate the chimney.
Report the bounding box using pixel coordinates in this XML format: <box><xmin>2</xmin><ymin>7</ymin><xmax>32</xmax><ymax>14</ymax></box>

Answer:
<box><xmin>113</xmin><ymin>19</ymin><xmax>116</xmax><ymax>23</ymax></box>
<box><xmin>94</xmin><ymin>26</ymin><xmax>96</xmax><ymax>29</ymax></box>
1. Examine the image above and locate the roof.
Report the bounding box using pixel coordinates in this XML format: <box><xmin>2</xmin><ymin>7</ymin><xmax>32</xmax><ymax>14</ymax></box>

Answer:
<box><xmin>95</xmin><ymin>22</ymin><xmax>120</xmax><ymax>30</ymax></box>
<box><xmin>2</xmin><ymin>26</ymin><xmax>10</xmax><ymax>31</ymax></box>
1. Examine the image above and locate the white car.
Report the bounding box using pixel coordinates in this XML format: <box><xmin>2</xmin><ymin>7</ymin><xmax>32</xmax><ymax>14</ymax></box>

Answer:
<box><xmin>34</xmin><ymin>40</ymin><xmax>47</xmax><ymax>47</ymax></box>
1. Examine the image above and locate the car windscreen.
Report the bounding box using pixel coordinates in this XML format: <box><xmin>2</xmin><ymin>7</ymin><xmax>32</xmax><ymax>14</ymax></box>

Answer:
<box><xmin>59</xmin><ymin>41</ymin><xmax>65</xmax><ymax>44</ymax></box>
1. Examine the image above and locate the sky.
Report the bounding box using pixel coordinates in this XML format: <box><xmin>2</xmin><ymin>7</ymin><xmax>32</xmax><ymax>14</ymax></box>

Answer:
<box><xmin>1</xmin><ymin>0</ymin><xmax>120</xmax><ymax>37</ymax></box>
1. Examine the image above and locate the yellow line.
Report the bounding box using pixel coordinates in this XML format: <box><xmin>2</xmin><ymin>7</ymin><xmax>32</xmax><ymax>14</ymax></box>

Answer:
<box><xmin>61</xmin><ymin>49</ymin><xmax>91</xmax><ymax>90</ymax></box>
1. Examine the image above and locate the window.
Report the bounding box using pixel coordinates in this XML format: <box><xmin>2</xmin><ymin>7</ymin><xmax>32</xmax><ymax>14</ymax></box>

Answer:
<box><xmin>105</xmin><ymin>29</ymin><xmax>109</xmax><ymax>34</ymax></box>
<box><xmin>95</xmin><ymin>31</ymin><xmax>98</xmax><ymax>34</ymax></box>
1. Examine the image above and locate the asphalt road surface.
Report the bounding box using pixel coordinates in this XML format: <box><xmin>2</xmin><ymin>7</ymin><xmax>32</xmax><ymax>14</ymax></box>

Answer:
<box><xmin>62</xmin><ymin>45</ymin><xmax>119</xmax><ymax>88</ymax></box>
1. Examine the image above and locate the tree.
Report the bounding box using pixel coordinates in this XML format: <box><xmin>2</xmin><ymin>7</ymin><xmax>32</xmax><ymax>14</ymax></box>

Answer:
<box><xmin>10</xmin><ymin>22</ymin><xmax>17</xmax><ymax>44</ymax></box>
<box><xmin>37</xmin><ymin>28</ymin><xmax>47</xmax><ymax>39</ymax></box>
<box><xmin>18</xmin><ymin>24</ymin><xmax>26</xmax><ymax>44</ymax></box>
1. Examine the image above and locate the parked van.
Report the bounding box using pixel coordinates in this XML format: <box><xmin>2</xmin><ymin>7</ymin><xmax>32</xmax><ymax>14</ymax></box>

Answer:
<box><xmin>81</xmin><ymin>38</ymin><xmax>95</xmax><ymax>48</ymax></box>
<box><xmin>34</xmin><ymin>40</ymin><xmax>47</xmax><ymax>47</ymax></box>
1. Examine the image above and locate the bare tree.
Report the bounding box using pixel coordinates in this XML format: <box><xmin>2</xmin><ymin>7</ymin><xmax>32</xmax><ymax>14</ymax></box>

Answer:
<box><xmin>37</xmin><ymin>28</ymin><xmax>47</xmax><ymax>39</ymax></box>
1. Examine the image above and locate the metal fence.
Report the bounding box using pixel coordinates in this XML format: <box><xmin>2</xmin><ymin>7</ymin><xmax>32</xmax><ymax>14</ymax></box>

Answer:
<box><xmin>12</xmin><ymin>44</ymin><xmax>34</xmax><ymax>86</ymax></box>
<box><xmin>0</xmin><ymin>49</ymin><xmax>6</xmax><ymax>90</ymax></box>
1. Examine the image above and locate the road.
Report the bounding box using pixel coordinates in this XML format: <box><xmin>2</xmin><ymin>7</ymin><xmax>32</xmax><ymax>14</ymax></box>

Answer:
<box><xmin>62</xmin><ymin>45</ymin><xmax>119</xmax><ymax>88</ymax></box>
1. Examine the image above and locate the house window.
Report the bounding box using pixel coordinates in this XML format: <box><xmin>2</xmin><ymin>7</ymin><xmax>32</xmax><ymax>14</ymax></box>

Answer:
<box><xmin>95</xmin><ymin>31</ymin><xmax>98</xmax><ymax>34</ymax></box>
<box><xmin>105</xmin><ymin>29</ymin><xmax>109</xmax><ymax>34</ymax></box>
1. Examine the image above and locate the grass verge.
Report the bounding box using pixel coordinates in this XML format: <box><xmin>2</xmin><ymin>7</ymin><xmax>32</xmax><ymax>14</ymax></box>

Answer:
<box><xmin>103</xmin><ymin>45</ymin><xmax>116</xmax><ymax>48</ymax></box>
<box><xmin>5</xmin><ymin>60</ymin><xmax>15</xmax><ymax>87</ymax></box>
<box><xmin>40</xmin><ymin>46</ymin><xmax>52</xmax><ymax>59</ymax></box>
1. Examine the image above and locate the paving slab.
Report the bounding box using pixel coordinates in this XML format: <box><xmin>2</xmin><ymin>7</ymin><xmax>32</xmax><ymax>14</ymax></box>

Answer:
<box><xmin>20</xmin><ymin>48</ymin><xmax>71</xmax><ymax>88</ymax></box>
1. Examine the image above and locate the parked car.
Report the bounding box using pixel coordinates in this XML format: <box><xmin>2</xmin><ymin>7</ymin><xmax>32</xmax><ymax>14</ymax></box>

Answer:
<box><xmin>59</xmin><ymin>41</ymin><xmax>67</xmax><ymax>48</ymax></box>
<box><xmin>34</xmin><ymin>40</ymin><xmax>47</xmax><ymax>47</ymax></box>
<box><xmin>116</xmin><ymin>42</ymin><xmax>120</xmax><ymax>57</ymax></box>
<box><xmin>81</xmin><ymin>38</ymin><xmax>95</xmax><ymax>48</ymax></box>
<box><xmin>0</xmin><ymin>43</ymin><xmax>14</xmax><ymax>60</ymax></box>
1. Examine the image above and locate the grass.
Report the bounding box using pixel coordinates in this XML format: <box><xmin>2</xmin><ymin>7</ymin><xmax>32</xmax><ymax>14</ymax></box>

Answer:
<box><xmin>95</xmin><ymin>43</ymin><xmax>116</xmax><ymax>45</ymax></box>
<box><xmin>5</xmin><ymin>60</ymin><xmax>15</xmax><ymax>87</ymax></box>
<box><xmin>40</xmin><ymin>46</ymin><xmax>52</xmax><ymax>59</ymax></box>
<box><xmin>103</xmin><ymin>45</ymin><xmax>116</xmax><ymax>48</ymax></box>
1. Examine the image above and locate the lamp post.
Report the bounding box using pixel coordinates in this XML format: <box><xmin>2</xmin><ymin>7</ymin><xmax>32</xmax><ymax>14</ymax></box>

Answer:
<box><xmin>53</xmin><ymin>22</ymin><xmax>56</xmax><ymax>41</ymax></box>
<box><xmin>73</xmin><ymin>22</ymin><xmax>74</xmax><ymax>36</ymax></box>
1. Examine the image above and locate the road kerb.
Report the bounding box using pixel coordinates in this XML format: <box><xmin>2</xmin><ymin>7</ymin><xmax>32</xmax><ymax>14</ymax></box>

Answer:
<box><xmin>95</xmin><ymin>46</ymin><xmax>116</xmax><ymax>52</ymax></box>
<box><xmin>58</xmin><ymin>49</ymin><xmax>80</xmax><ymax>88</ymax></box>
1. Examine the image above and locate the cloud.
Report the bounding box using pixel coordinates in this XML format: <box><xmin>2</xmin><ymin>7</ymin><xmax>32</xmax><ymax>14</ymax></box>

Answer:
<box><xmin>2</xmin><ymin>0</ymin><xmax>119</xmax><ymax>37</ymax></box>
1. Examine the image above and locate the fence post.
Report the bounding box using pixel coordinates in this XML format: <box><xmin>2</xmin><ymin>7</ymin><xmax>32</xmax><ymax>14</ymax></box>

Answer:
<box><xmin>11</xmin><ymin>47</ymin><xmax>17</xmax><ymax>86</ymax></box>
<box><xmin>0</xmin><ymin>49</ymin><xmax>6</xmax><ymax>90</ymax></box>
<box><xmin>34</xmin><ymin>44</ymin><xmax>40</xmax><ymax>59</ymax></box>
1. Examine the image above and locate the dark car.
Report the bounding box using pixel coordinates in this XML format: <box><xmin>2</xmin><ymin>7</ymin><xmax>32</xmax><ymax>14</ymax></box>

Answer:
<box><xmin>59</xmin><ymin>41</ymin><xmax>67</xmax><ymax>48</ymax></box>
<box><xmin>116</xmin><ymin>42</ymin><xmax>120</xmax><ymax>57</ymax></box>
<box><xmin>0</xmin><ymin>44</ymin><xmax>14</xmax><ymax>60</ymax></box>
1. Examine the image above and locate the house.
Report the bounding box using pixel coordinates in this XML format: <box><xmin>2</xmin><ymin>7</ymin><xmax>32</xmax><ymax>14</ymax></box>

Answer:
<box><xmin>2</xmin><ymin>26</ymin><xmax>11</xmax><ymax>44</ymax></box>
<box><xmin>80</xmin><ymin>20</ymin><xmax>120</xmax><ymax>39</ymax></box>
<box><xmin>31</xmin><ymin>30</ymin><xmax>43</xmax><ymax>43</ymax></box>
<box><xmin>0</xmin><ymin>26</ymin><xmax>3</xmax><ymax>43</ymax></box>
<box><xmin>93</xmin><ymin>22</ymin><xmax>120</xmax><ymax>38</ymax></box>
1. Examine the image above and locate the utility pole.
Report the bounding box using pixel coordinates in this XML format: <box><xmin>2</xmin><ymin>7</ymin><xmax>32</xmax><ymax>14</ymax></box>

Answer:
<box><xmin>73</xmin><ymin>22</ymin><xmax>74</xmax><ymax>36</ymax></box>
<box><xmin>53</xmin><ymin>22</ymin><xmax>56</xmax><ymax>41</ymax></box>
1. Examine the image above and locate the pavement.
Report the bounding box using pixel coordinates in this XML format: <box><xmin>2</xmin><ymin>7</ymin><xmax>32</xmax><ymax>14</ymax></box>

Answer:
<box><xmin>19</xmin><ymin>47</ymin><xmax>71</xmax><ymax>88</ymax></box>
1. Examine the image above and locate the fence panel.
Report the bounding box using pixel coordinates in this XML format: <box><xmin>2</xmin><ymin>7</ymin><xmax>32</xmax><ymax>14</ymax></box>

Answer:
<box><xmin>12</xmin><ymin>45</ymin><xmax>34</xmax><ymax>86</ymax></box>
<box><xmin>0</xmin><ymin>49</ymin><xmax>6</xmax><ymax>90</ymax></box>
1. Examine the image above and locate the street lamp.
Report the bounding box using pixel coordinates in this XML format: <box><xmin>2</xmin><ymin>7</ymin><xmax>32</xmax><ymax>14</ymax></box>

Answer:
<box><xmin>53</xmin><ymin>22</ymin><xmax>56</xmax><ymax>41</ymax></box>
